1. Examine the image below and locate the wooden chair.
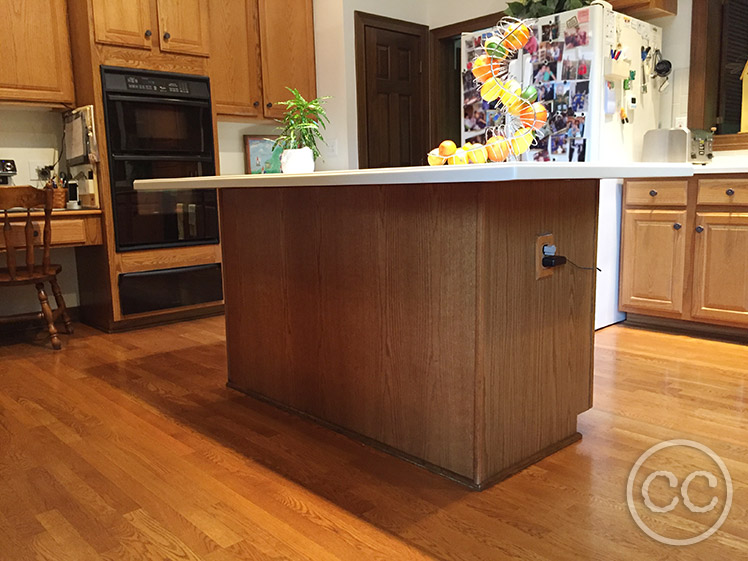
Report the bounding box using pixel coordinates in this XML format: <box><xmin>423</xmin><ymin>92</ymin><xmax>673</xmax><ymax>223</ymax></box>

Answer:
<box><xmin>1</xmin><ymin>184</ymin><xmax>72</xmax><ymax>350</ymax></box>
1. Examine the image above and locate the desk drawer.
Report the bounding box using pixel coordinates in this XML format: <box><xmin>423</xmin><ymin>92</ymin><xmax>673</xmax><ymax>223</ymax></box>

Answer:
<box><xmin>698</xmin><ymin>179</ymin><xmax>748</xmax><ymax>206</ymax></box>
<box><xmin>0</xmin><ymin>219</ymin><xmax>87</xmax><ymax>249</ymax></box>
<box><xmin>625</xmin><ymin>180</ymin><xmax>688</xmax><ymax>206</ymax></box>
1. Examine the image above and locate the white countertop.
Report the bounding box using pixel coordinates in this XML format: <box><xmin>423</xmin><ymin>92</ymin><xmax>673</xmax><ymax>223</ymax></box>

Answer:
<box><xmin>134</xmin><ymin>162</ymin><xmax>694</xmax><ymax>190</ymax></box>
<box><xmin>692</xmin><ymin>163</ymin><xmax>748</xmax><ymax>175</ymax></box>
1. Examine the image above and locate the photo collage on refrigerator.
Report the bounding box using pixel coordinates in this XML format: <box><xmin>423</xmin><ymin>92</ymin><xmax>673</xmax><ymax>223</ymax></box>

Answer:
<box><xmin>525</xmin><ymin>9</ymin><xmax>592</xmax><ymax>162</ymax></box>
<box><xmin>462</xmin><ymin>30</ymin><xmax>504</xmax><ymax>145</ymax></box>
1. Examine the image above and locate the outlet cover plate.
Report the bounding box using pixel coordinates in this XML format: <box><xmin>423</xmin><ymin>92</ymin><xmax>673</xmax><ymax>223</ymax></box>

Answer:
<box><xmin>536</xmin><ymin>233</ymin><xmax>554</xmax><ymax>280</ymax></box>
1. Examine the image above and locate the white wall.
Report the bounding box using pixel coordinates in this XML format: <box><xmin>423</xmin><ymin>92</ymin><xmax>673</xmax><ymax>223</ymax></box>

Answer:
<box><xmin>0</xmin><ymin>108</ymin><xmax>79</xmax><ymax>317</ymax></box>
<box><xmin>311</xmin><ymin>0</ymin><xmax>509</xmax><ymax>171</ymax></box>
<box><xmin>313</xmin><ymin>0</ymin><xmax>428</xmax><ymax>170</ymax></box>
<box><xmin>651</xmin><ymin>0</ymin><xmax>692</xmax><ymax>129</ymax></box>
<box><xmin>428</xmin><ymin>1</ymin><xmax>508</xmax><ymax>29</ymax></box>
<box><xmin>215</xmin><ymin>1</ymin><xmax>511</xmax><ymax>172</ymax></box>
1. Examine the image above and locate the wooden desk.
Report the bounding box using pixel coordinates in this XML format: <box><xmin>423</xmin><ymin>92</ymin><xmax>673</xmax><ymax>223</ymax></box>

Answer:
<box><xmin>1</xmin><ymin>209</ymin><xmax>103</xmax><ymax>251</ymax></box>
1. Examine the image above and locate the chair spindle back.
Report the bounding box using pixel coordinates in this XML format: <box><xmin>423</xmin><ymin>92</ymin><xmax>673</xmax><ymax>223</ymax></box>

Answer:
<box><xmin>1</xmin><ymin>185</ymin><xmax>55</xmax><ymax>280</ymax></box>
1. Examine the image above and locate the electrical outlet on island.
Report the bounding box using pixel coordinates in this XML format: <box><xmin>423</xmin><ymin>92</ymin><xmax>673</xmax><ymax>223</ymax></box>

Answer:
<box><xmin>536</xmin><ymin>233</ymin><xmax>554</xmax><ymax>280</ymax></box>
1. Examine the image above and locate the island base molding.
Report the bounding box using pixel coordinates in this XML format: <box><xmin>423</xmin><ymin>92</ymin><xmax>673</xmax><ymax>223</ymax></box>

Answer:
<box><xmin>229</xmin><ymin>380</ymin><xmax>582</xmax><ymax>489</ymax></box>
<box><xmin>624</xmin><ymin>314</ymin><xmax>748</xmax><ymax>345</ymax></box>
<box><xmin>220</xmin><ymin>179</ymin><xmax>599</xmax><ymax>488</ymax></box>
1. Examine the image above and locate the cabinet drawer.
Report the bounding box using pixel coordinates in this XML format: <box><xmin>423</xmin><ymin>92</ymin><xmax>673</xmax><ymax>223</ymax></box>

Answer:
<box><xmin>625</xmin><ymin>180</ymin><xmax>688</xmax><ymax>206</ymax></box>
<box><xmin>697</xmin><ymin>179</ymin><xmax>748</xmax><ymax>206</ymax></box>
<box><xmin>0</xmin><ymin>219</ymin><xmax>87</xmax><ymax>249</ymax></box>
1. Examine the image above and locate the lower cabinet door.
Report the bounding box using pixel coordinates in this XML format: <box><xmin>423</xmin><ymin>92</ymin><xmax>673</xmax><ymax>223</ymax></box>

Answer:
<box><xmin>692</xmin><ymin>212</ymin><xmax>748</xmax><ymax>325</ymax></box>
<box><xmin>620</xmin><ymin>209</ymin><xmax>687</xmax><ymax>314</ymax></box>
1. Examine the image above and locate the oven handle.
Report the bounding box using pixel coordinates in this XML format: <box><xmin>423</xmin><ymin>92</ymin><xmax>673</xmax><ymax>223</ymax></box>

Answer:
<box><xmin>106</xmin><ymin>94</ymin><xmax>211</xmax><ymax>107</ymax></box>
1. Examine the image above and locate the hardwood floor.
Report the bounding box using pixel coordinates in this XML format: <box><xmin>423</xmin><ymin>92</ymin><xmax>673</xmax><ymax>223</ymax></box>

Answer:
<box><xmin>0</xmin><ymin>318</ymin><xmax>747</xmax><ymax>560</ymax></box>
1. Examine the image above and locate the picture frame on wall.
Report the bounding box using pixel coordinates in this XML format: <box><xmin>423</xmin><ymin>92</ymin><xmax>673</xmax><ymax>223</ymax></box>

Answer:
<box><xmin>243</xmin><ymin>135</ymin><xmax>282</xmax><ymax>174</ymax></box>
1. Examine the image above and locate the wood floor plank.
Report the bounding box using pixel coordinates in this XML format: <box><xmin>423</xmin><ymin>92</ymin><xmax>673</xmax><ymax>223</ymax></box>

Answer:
<box><xmin>36</xmin><ymin>509</ymin><xmax>104</xmax><ymax>561</ymax></box>
<box><xmin>1</xmin><ymin>318</ymin><xmax>747</xmax><ymax>560</ymax></box>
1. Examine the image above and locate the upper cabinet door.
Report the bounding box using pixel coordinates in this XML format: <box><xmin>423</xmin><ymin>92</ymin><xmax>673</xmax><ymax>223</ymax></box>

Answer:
<box><xmin>157</xmin><ymin>0</ymin><xmax>211</xmax><ymax>57</ymax></box>
<box><xmin>692</xmin><ymin>213</ymin><xmax>748</xmax><ymax>325</ymax></box>
<box><xmin>209</xmin><ymin>0</ymin><xmax>263</xmax><ymax>117</ymax></box>
<box><xmin>0</xmin><ymin>0</ymin><xmax>75</xmax><ymax>104</ymax></box>
<box><xmin>91</xmin><ymin>0</ymin><xmax>153</xmax><ymax>49</ymax></box>
<box><xmin>258</xmin><ymin>0</ymin><xmax>317</xmax><ymax>119</ymax></box>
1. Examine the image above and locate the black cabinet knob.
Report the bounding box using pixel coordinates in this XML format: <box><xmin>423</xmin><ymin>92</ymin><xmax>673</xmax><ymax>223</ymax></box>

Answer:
<box><xmin>673</xmin><ymin>223</ymin><xmax>682</xmax><ymax>230</ymax></box>
<box><xmin>696</xmin><ymin>226</ymin><xmax>704</xmax><ymax>233</ymax></box>
<box><xmin>726</xmin><ymin>188</ymin><xmax>735</xmax><ymax>196</ymax></box>
<box><xmin>649</xmin><ymin>189</ymin><xmax>658</xmax><ymax>197</ymax></box>
<box><xmin>145</xmin><ymin>29</ymin><xmax>152</xmax><ymax>38</ymax></box>
<box><xmin>266</xmin><ymin>102</ymin><xmax>273</xmax><ymax>108</ymax></box>
<box><xmin>253</xmin><ymin>101</ymin><xmax>260</xmax><ymax>108</ymax></box>
<box><xmin>163</xmin><ymin>32</ymin><xmax>171</xmax><ymax>41</ymax></box>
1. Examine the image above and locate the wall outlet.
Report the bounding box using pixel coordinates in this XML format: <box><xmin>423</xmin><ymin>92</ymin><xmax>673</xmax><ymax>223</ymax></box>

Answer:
<box><xmin>536</xmin><ymin>233</ymin><xmax>554</xmax><ymax>280</ymax></box>
<box><xmin>29</xmin><ymin>160</ymin><xmax>52</xmax><ymax>182</ymax></box>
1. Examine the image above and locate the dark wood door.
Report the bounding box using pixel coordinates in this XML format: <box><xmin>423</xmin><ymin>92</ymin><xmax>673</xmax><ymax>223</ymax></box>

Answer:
<box><xmin>355</xmin><ymin>13</ymin><xmax>428</xmax><ymax>169</ymax></box>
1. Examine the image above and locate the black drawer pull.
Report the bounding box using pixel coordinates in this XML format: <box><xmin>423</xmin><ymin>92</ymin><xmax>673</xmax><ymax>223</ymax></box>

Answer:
<box><xmin>145</xmin><ymin>29</ymin><xmax>152</xmax><ymax>38</ymax></box>
<box><xmin>163</xmin><ymin>32</ymin><xmax>171</xmax><ymax>41</ymax></box>
<box><xmin>673</xmin><ymin>223</ymin><xmax>682</xmax><ymax>230</ymax></box>
<box><xmin>696</xmin><ymin>226</ymin><xmax>704</xmax><ymax>233</ymax></box>
<box><xmin>726</xmin><ymin>188</ymin><xmax>735</xmax><ymax>196</ymax></box>
<box><xmin>649</xmin><ymin>189</ymin><xmax>658</xmax><ymax>197</ymax></box>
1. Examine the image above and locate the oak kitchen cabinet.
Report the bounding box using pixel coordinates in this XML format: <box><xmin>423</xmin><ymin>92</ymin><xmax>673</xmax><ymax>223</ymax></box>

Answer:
<box><xmin>620</xmin><ymin>208</ymin><xmax>687</xmax><ymax>314</ymax></box>
<box><xmin>692</xmin><ymin>212</ymin><xmax>748</xmax><ymax>325</ymax></box>
<box><xmin>608</xmin><ymin>0</ymin><xmax>677</xmax><ymax>19</ymax></box>
<box><xmin>210</xmin><ymin>0</ymin><xmax>317</xmax><ymax>119</ymax></box>
<box><xmin>66</xmin><ymin>0</ymin><xmax>219</xmax><ymax>332</ymax></box>
<box><xmin>0</xmin><ymin>0</ymin><xmax>75</xmax><ymax>105</ymax></box>
<box><xmin>91</xmin><ymin>0</ymin><xmax>210</xmax><ymax>57</ymax></box>
<box><xmin>621</xmin><ymin>175</ymin><xmax>748</xmax><ymax>330</ymax></box>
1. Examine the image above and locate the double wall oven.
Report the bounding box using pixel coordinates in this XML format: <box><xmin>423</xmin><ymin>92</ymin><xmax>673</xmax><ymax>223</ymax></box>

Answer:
<box><xmin>101</xmin><ymin>66</ymin><xmax>222</xmax><ymax>316</ymax></box>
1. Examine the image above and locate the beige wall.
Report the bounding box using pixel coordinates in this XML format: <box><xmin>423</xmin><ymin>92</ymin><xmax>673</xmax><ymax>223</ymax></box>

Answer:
<box><xmin>0</xmin><ymin>108</ymin><xmax>79</xmax><ymax>317</ymax></box>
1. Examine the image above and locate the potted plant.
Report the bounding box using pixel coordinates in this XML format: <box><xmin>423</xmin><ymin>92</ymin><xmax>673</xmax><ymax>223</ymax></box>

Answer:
<box><xmin>273</xmin><ymin>87</ymin><xmax>330</xmax><ymax>174</ymax></box>
<box><xmin>505</xmin><ymin>0</ymin><xmax>592</xmax><ymax>18</ymax></box>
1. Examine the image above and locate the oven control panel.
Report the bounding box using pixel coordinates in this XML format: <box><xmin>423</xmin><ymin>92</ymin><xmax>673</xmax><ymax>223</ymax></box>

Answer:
<box><xmin>125</xmin><ymin>75</ymin><xmax>190</xmax><ymax>95</ymax></box>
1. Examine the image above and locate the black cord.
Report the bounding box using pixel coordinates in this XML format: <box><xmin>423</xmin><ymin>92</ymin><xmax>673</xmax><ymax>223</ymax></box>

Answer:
<box><xmin>567</xmin><ymin>257</ymin><xmax>601</xmax><ymax>272</ymax></box>
<box><xmin>48</xmin><ymin>128</ymin><xmax>66</xmax><ymax>171</ymax></box>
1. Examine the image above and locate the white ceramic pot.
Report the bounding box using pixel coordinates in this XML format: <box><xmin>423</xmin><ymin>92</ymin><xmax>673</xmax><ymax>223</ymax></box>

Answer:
<box><xmin>281</xmin><ymin>147</ymin><xmax>315</xmax><ymax>174</ymax></box>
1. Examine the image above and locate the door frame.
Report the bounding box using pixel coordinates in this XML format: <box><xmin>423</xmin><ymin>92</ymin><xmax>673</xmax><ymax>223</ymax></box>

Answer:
<box><xmin>354</xmin><ymin>11</ymin><xmax>430</xmax><ymax>169</ymax></box>
<box><xmin>429</xmin><ymin>12</ymin><xmax>505</xmax><ymax>148</ymax></box>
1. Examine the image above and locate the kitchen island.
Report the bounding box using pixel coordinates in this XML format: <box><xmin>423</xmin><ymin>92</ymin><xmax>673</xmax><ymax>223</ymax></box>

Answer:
<box><xmin>136</xmin><ymin>162</ymin><xmax>693</xmax><ymax>489</ymax></box>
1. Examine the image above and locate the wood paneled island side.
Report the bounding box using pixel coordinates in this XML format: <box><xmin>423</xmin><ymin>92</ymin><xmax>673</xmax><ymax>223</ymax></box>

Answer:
<box><xmin>135</xmin><ymin>163</ymin><xmax>693</xmax><ymax>489</ymax></box>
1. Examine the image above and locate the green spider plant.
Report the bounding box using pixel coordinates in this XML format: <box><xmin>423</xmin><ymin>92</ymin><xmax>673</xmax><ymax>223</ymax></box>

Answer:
<box><xmin>505</xmin><ymin>0</ymin><xmax>592</xmax><ymax>18</ymax></box>
<box><xmin>273</xmin><ymin>88</ymin><xmax>330</xmax><ymax>161</ymax></box>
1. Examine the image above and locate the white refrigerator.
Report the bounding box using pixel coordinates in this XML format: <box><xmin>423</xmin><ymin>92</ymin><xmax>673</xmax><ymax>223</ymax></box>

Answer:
<box><xmin>461</xmin><ymin>5</ymin><xmax>664</xmax><ymax>329</ymax></box>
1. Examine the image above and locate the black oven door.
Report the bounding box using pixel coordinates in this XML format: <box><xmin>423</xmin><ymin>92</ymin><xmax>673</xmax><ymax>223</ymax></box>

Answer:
<box><xmin>110</xmin><ymin>158</ymin><xmax>218</xmax><ymax>250</ymax></box>
<box><xmin>105</xmin><ymin>95</ymin><xmax>212</xmax><ymax>155</ymax></box>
